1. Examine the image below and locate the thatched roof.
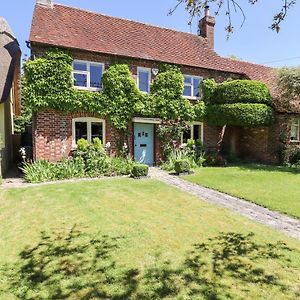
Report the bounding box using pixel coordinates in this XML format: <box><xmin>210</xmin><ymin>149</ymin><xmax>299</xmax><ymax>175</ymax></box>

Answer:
<box><xmin>0</xmin><ymin>17</ymin><xmax>20</xmax><ymax>103</ymax></box>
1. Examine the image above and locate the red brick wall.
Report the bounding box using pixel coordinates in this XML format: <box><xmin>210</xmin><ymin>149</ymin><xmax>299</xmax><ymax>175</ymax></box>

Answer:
<box><xmin>31</xmin><ymin>45</ymin><xmax>296</xmax><ymax>165</ymax></box>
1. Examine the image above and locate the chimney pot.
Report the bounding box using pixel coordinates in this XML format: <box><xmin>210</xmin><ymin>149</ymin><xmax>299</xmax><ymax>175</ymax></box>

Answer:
<box><xmin>36</xmin><ymin>0</ymin><xmax>53</xmax><ymax>8</ymax></box>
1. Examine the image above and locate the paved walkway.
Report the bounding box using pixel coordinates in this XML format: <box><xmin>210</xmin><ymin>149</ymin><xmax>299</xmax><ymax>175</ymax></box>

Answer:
<box><xmin>149</xmin><ymin>168</ymin><xmax>300</xmax><ymax>241</ymax></box>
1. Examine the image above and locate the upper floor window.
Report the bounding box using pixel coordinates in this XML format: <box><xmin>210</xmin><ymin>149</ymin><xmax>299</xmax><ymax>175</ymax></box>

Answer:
<box><xmin>290</xmin><ymin>118</ymin><xmax>300</xmax><ymax>142</ymax></box>
<box><xmin>72</xmin><ymin>117</ymin><xmax>105</xmax><ymax>147</ymax></box>
<box><xmin>137</xmin><ymin>67</ymin><xmax>151</xmax><ymax>93</ymax></box>
<box><xmin>183</xmin><ymin>75</ymin><xmax>202</xmax><ymax>98</ymax></box>
<box><xmin>73</xmin><ymin>60</ymin><xmax>104</xmax><ymax>90</ymax></box>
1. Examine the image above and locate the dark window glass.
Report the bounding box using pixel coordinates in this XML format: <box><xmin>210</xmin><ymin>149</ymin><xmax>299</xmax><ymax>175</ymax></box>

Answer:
<box><xmin>182</xmin><ymin>128</ymin><xmax>191</xmax><ymax>143</ymax></box>
<box><xmin>75</xmin><ymin>122</ymin><xmax>88</xmax><ymax>142</ymax></box>
<box><xmin>184</xmin><ymin>76</ymin><xmax>192</xmax><ymax>84</ymax></box>
<box><xmin>90</xmin><ymin>64</ymin><xmax>103</xmax><ymax>88</ymax></box>
<box><xmin>138</xmin><ymin>70</ymin><xmax>150</xmax><ymax>92</ymax></box>
<box><xmin>74</xmin><ymin>73</ymin><xmax>88</xmax><ymax>87</ymax></box>
<box><xmin>193</xmin><ymin>77</ymin><xmax>201</xmax><ymax>97</ymax></box>
<box><xmin>91</xmin><ymin>122</ymin><xmax>103</xmax><ymax>141</ymax></box>
<box><xmin>183</xmin><ymin>86</ymin><xmax>192</xmax><ymax>97</ymax></box>
<box><xmin>193</xmin><ymin>124</ymin><xmax>201</xmax><ymax>141</ymax></box>
<box><xmin>73</xmin><ymin>62</ymin><xmax>87</xmax><ymax>71</ymax></box>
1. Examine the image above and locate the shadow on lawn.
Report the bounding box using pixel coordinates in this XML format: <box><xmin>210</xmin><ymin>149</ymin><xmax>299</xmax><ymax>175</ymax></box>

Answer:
<box><xmin>237</xmin><ymin>163</ymin><xmax>300</xmax><ymax>175</ymax></box>
<box><xmin>2</xmin><ymin>226</ymin><xmax>296</xmax><ymax>299</ymax></box>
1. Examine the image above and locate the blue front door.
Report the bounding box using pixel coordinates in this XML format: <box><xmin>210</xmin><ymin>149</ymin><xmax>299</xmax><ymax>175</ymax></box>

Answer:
<box><xmin>134</xmin><ymin>123</ymin><xmax>154</xmax><ymax>166</ymax></box>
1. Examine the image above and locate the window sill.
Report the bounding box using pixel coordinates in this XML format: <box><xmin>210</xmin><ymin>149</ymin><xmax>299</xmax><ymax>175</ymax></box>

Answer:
<box><xmin>74</xmin><ymin>86</ymin><xmax>102</xmax><ymax>92</ymax></box>
<box><xmin>290</xmin><ymin>140</ymin><xmax>300</xmax><ymax>143</ymax></box>
<box><xmin>183</xmin><ymin>96</ymin><xmax>202</xmax><ymax>101</ymax></box>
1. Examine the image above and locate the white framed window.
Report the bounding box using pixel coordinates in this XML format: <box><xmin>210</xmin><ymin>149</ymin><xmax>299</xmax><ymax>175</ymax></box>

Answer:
<box><xmin>181</xmin><ymin>122</ymin><xmax>204</xmax><ymax>144</ymax></box>
<box><xmin>183</xmin><ymin>75</ymin><xmax>202</xmax><ymax>98</ymax></box>
<box><xmin>290</xmin><ymin>118</ymin><xmax>300</xmax><ymax>142</ymax></box>
<box><xmin>72</xmin><ymin>60</ymin><xmax>105</xmax><ymax>91</ymax></box>
<box><xmin>72</xmin><ymin>117</ymin><xmax>105</xmax><ymax>147</ymax></box>
<box><xmin>137</xmin><ymin>67</ymin><xmax>151</xmax><ymax>93</ymax></box>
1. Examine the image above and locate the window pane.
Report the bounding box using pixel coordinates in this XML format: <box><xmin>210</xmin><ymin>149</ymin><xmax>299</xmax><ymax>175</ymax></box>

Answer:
<box><xmin>75</xmin><ymin>122</ymin><xmax>88</xmax><ymax>142</ymax></box>
<box><xmin>184</xmin><ymin>76</ymin><xmax>192</xmax><ymax>84</ymax></box>
<box><xmin>73</xmin><ymin>62</ymin><xmax>87</xmax><ymax>71</ymax></box>
<box><xmin>90</xmin><ymin>64</ymin><xmax>103</xmax><ymax>88</ymax></box>
<box><xmin>74</xmin><ymin>73</ymin><xmax>88</xmax><ymax>87</ymax></box>
<box><xmin>91</xmin><ymin>122</ymin><xmax>103</xmax><ymax>142</ymax></box>
<box><xmin>182</xmin><ymin>128</ymin><xmax>191</xmax><ymax>144</ymax></box>
<box><xmin>291</xmin><ymin>121</ymin><xmax>299</xmax><ymax>141</ymax></box>
<box><xmin>139</xmin><ymin>70</ymin><xmax>150</xmax><ymax>92</ymax></box>
<box><xmin>193</xmin><ymin>78</ymin><xmax>201</xmax><ymax>97</ymax></box>
<box><xmin>183</xmin><ymin>86</ymin><xmax>192</xmax><ymax>97</ymax></box>
<box><xmin>193</xmin><ymin>124</ymin><xmax>201</xmax><ymax>141</ymax></box>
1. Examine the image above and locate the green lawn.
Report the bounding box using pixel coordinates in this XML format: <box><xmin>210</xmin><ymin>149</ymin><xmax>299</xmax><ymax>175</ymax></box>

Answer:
<box><xmin>0</xmin><ymin>178</ymin><xmax>300</xmax><ymax>299</ymax></box>
<box><xmin>183</xmin><ymin>164</ymin><xmax>300</xmax><ymax>219</ymax></box>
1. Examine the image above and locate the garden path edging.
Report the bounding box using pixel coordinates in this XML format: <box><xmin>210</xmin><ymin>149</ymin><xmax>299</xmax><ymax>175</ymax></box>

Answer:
<box><xmin>149</xmin><ymin>167</ymin><xmax>300</xmax><ymax>241</ymax></box>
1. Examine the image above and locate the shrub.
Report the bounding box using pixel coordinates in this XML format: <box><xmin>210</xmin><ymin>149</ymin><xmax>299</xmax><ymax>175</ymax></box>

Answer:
<box><xmin>21</xmin><ymin>158</ymin><xmax>86</xmax><ymax>183</ymax></box>
<box><xmin>73</xmin><ymin>138</ymin><xmax>111</xmax><ymax>177</ymax></box>
<box><xmin>131</xmin><ymin>164</ymin><xmax>149</xmax><ymax>178</ymax></box>
<box><xmin>21</xmin><ymin>160</ymin><xmax>56</xmax><ymax>183</ymax></box>
<box><xmin>212</xmin><ymin>80</ymin><xmax>272</xmax><ymax>105</ymax></box>
<box><xmin>111</xmin><ymin>157</ymin><xmax>135</xmax><ymax>175</ymax></box>
<box><xmin>201</xmin><ymin>78</ymin><xmax>217</xmax><ymax>104</ymax></box>
<box><xmin>174</xmin><ymin>159</ymin><xmax>191</xmax><ymax>174</ymax></box>
<box><xmin>206</xmin><ymin>103</ymin><xmax>274</xmax><ymax>127</ymax></box>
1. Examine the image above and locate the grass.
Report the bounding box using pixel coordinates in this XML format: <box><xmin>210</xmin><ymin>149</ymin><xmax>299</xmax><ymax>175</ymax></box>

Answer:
<box><xmin>183</xmin><ymin>164</ymin><xmax>300</xmax><ymax>219</ymax></box>
<box><xmin>0</xmin><ymin>178</ymin><xmax>300</xmax><ymax>299</ymax></box>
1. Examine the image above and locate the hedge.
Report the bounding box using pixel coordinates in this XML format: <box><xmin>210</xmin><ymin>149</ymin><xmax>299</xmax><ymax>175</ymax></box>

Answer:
<box><xmin>206</xmin><ymin>103</ymin><xmax>274</xmax><ymax>127</ymax></box>
<box><xmin>210</xmin><ymin>80</ymin><xmax>272</xmax><ymax>105</ymax></box>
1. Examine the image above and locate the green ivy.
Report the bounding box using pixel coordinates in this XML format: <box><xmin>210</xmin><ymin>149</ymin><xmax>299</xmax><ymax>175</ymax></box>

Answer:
<box><xmin>210</xmin><ymin>79</ymin><xmax>272</xmax><ymax>105</ymax></box>
<box><xmin>23</xmin><ymin>49</ymin><xmax>205</xmax><ymax>130</ymax></box>
<box><xmin>202</xmin><ymin>78</ymin><xmax>274</xmax><ymax>127</ymax></box>
<box><xmin>206</xmin><ymin>103</ymin><xmax>274</xmax><ymax>127</ymax></box>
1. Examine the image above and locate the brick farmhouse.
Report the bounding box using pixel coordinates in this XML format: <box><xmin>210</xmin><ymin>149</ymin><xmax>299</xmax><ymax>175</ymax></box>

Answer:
<box><xmin>28</xmin><ymin>0</ymin><xmax>300</xmax><ymax>165</ymax></box>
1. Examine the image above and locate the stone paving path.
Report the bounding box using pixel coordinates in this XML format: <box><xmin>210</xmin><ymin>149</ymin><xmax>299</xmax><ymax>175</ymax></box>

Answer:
<box><xmin>149</xmin><ymin>167</ymin><xmax>300</xmax><ymax>241</ymax></box>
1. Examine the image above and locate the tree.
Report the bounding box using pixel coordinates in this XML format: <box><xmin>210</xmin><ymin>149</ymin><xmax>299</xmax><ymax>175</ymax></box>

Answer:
<box><xmin>169</xmin><ymin>0</ymin><xmax>296</xmax><ymax>34</ymax></box>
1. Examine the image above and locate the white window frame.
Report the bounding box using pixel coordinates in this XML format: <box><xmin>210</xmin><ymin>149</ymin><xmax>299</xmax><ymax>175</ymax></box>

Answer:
<box><xmin>181</xmin><ymin>122</ymin><xmax>204</xmax><ymax>144</ymax></box>
<box><xmin>72</xmin><ymin>117</ymin><xmax>106</xmax><ymax>147</ymax></box>
<box><xmin>183</xmin><ymin>75</ymin><xmax>203</xmax><ymax>99</ymax></box>
<box><xmin>290</xmin><ymin>118</ymin><xmax>300</xmax><ymax>142</ymax></box>
<box><xmin>72</xmin><ymin>60</ymin><xmax>105</xmax><ymax>91</ymax></box>
<box><xmin>137</xmin><ymin>67</ymin><xmax>151</xmax><ymax>93</ymax></box>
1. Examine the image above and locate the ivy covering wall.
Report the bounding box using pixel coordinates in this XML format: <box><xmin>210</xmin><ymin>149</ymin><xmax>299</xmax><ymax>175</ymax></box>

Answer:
<box><xmin>202</xmin><ymin>79</ymin><xmax>274</xmax><ymax>126</ymax></box>
<box><xmin>23</xmin><ymin>49</ymin><xmax>205</xmax><ymax>130</ymax></box>
<box><xmin>23</xmin><ymin>49</ymin><xmax>273</xmax><ymax>131</ymax></box>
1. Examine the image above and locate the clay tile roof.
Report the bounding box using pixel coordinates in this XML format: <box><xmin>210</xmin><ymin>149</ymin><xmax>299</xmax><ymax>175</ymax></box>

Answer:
<box><xmin>29</xmin><ymin>3</ymin><xmax>278</xmax><ymax>99</ymax></box>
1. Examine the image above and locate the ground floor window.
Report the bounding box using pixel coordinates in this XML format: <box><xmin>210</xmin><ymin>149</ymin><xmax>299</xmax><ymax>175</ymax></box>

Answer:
<box><xmin>182</xmin><ymin>122</ymin><xmax>204</xmax><ymax>144</ymax></box>
<box><xmin>72</xmin><ymin>117</ymin><xmax>105</xmax><ymax>147</ymax></box>
<box><xmin>290</xmin><ymin>118</ymin><xmax>300</xmax><ymax>142</ymax></box>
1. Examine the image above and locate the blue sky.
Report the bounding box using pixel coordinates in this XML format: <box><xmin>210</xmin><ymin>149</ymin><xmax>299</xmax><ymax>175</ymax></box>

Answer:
<box><xmin>2</xmin><ymin>0</ymin><xmax>300</xmax><ymax>67</ymax></box>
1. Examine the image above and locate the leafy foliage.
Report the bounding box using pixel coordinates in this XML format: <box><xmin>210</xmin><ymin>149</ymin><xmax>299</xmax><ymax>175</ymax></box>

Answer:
<box><xmin>278</xmin><ymin>67</ymin><xmax>300</xmax><ymax>100</ymax></box>
<box><xmin>23</xmin><ymin>50</ymin><xmax>205</xmax><ymax>130</ymax></box>
<box><xmin>21</xmin><ymin>138</ymin><xmax>141</xmax><ymax>183</ymax></box>
<box><xmin>131</xmin><ymin>164</ymin><xmax>149</xmax><ymax>178</ymax></box>
<box><xmin>206</xmin><ymin>103</ymin><xmax>274</xmax><ymax>126</ymax></box>
<box><xmin>212</xmin><ymin>79</ymin><xmax>272</xmax><ymax>105</ymax></box>
<box><xmin>202</xmin><ymin>78</ymin><xmax>274</xmax><ymax>127</ymax></box>
<box><xmin>174</xmin><ymin>159</ymin><xmax>191</xmax><ymax>174</ymax></box>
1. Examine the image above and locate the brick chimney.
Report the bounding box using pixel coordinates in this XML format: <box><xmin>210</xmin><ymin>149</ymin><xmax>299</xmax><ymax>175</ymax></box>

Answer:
<box><xmin>198</xmin><ymin>6</ymin><xmax>215</xmax><ymax>49</ymax></box>
<box><xmin>36</xmin><ymin>0</ymin><xmax>53</xmax><ymax>8</ymax></box>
